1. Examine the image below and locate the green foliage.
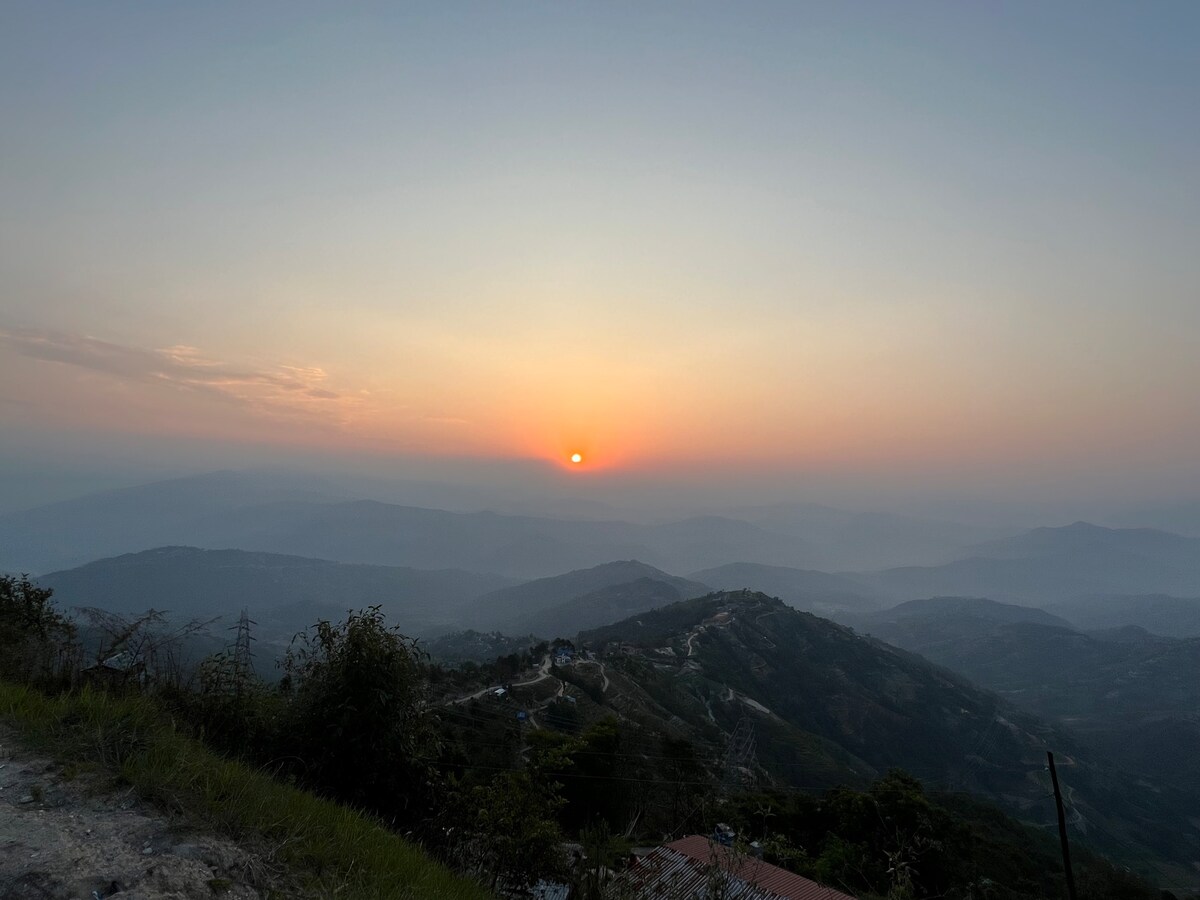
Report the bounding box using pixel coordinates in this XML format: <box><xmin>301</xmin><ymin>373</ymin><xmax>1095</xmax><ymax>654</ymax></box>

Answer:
<box><xmin>0</xmin><ymin>574</ymin><xmax>77</xmax><ymax>685</ymax></box>
<box><xmin>179</xmin><ymin>648</ymin><xmax>283</xmax><ymax>760</ymax></box>
<box><xmin>0</xmin><ymin>574</ymin><xmax>68</xmax><ymax>643</ymax></box>
<box><xmin>719</xmin><ymin>770</ymin><xmax>1172</xmax><ymax>900</ymax></box>
<box><xmin>15</xmin><ymin>586</ymin><xmax>1178</xmax><ymax>899</ymax></box>
<box><xmin>425</xmin><ymin>630</ymin><xmax>543</xmax><ymax>666</ymax></box>
<box><xmin>433</xmin><ymin>727</ymin><xmax>571</xmax><ymax>892</ymax></box>
<box><xmin>760</xmin><ymin>832</ymin><xmax>809</xmax><ymax>873</ymax></box>
<box><xmin>558</xmin><ymin>720</ymin><xmax>635</xmax><ymax>832</ymax></box>
<box><xmin>281</xmin><ymin>606</ymin><xmax>438</xmax><ymax>819</ymax></box>
<box><xmin>471</xmin><ymin>770</ymin><xmax>567</xmax><ymax>891</ymax></box>
<box><xmin>543</xmin><ymin>696</ymin><xmax>581</xmax><ymax>731</ymax></box>
<box><xmin>1075</xmin><ymin>862</ymin><xmax>1161</xmax><ymax>900</ymax></box>
<box><xmin>569</xmin><ymin>820</ymin><xmax>645</xmax><ymax>900</ymax></box>
<box><xmin>655</xmin><ymin>734</ymin><xmax>708</xmax><ymax>832</ymax></box>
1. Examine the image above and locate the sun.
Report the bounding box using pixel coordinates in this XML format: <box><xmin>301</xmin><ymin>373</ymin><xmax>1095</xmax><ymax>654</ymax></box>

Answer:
<box><xmin>570</xmin><ymin>452</ymin><xmax>583</xmax><ymax>464</ymax></box>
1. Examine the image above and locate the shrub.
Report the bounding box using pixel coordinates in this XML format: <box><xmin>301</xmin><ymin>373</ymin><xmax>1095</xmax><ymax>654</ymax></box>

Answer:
<box><xmin>280</xmin><ymin>606</ymin><xmax>438</xmax><ymax>821</ymax></box>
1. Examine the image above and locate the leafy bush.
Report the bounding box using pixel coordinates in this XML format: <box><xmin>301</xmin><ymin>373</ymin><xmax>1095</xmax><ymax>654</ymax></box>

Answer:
<box><xmin>436</xmin><ymin>734</ymin><xmax>570</xmax><ymax>892</ymax></box>
<box><xmin>280</xmin><ymin>606</ymin><xmax>438</xmax><ymax>821</ymax></box>
<box><xmin>0</xmin><ymin>575</ymin><xmax>77</xmax><ymax>685</ymax></box>
<box><xmin>176</xmin><ymin>647</ymin><xmax>284</xmax><ymax>761</ymax></box>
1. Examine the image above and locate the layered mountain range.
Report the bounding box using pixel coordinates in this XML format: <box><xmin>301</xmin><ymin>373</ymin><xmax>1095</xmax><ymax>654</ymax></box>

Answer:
<box><xmin>857</xmin><ymin>595</ymin><xmax>1200</xmax><ymax>797</ymax></box>
<box><xmin>8</xmin><ymin>471</ymin><xmax>1200</xmax><ymax>887</ymax></box>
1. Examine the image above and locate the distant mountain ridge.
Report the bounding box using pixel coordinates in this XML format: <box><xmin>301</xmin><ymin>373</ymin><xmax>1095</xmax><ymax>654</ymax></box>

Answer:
<box><xmin>0</xmin><ymin>471</ymin><xmax>347</xmax><ymax>573</ymax></box>
<box><xmin>861</xmin><ymin>521</ymin><xmax>1200</xmax><ymax>604</ymax></box>
<box><xmin>975</xmin><ymin>520</ymin><xmax>1200</xmax><ymax>559</ymax></box>
<box><xmin>717</xmin><ymin>502</ymin><xmax>1008</xmax><ymax>569</ymax></box>
<box><xmin>872</xmin><ymin>595</ymin><xmax>1074</xmax><ymax>628</ymax></box>
<box><xmin>38</xmin><ymin>546</ymin><xmax>515</xmax><ymax>637</ymax></box>
<box><xmin>0</xmin><ymin>473</ymin><xmax>810</xmax><ymax>578</ymax></box>
<box><xmin>689</xmin><ymin>561</ymin><xmax>881</xmax><ymax>614</ymax></box>
<box><xmin>1048</xmin><ymin>593</ymin><xmax>1200</xmax><ymax>637</ymax></box>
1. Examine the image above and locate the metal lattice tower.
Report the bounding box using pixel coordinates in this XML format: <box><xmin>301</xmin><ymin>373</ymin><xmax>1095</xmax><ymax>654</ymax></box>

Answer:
<box><xmin>722</xmin><ymin>715</ymin><xmax>758</xmax><ymax>791</ymax></box>
<box><xmin>231</xmin><ymin>608</ymin><xmax>257</xmax><ymax>690</ymax></box>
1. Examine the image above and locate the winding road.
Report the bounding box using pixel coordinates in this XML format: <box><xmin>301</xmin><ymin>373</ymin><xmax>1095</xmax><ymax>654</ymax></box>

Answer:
<box><xmin>511</xmin><ymin>654</ymin><xmax>553</xmax><ymax>688</ymax></box>
<box><xmin>445</xmin><ymin>654</ymin><xmax>552</xmax><ymax>705</ymax></box>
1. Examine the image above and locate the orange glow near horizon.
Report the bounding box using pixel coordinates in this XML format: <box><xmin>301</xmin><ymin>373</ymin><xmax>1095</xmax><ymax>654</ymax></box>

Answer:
<box><xmin>9</xmin><ymin>315</ymin><xmax>1197</xmax><ymax>483</ymax></box>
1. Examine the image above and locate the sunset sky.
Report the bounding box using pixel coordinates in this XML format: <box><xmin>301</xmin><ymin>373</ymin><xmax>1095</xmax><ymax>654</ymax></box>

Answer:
<box><xmin>2</xmin><ymin>2</ymin><xmax>1198</xmax><ymax>512</ymax></box>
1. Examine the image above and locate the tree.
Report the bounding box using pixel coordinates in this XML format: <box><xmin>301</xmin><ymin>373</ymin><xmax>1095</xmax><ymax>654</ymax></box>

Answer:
<box><xmin>281</xmin><ymin>606</ymin><xmax>437</xmax><ymax>820</ymax></box>
<box><xmin>439</xmin><ymin>728</ymin><xmax>572</xmax><ymax>892</ymax></box>
<box><xmin>573</xmin><ymin>820</ymin><xmax>642</xmax><ymax>900</ymax></box>
<box><xmin>77</xmin><ymin>606</ymin><xmax>215</xmax><ymax>690</ymax></box>
<box><xmin>470</xmin><ymin>770</ymin><xmax>567</xmax><ymax>892</ymax></box>
<box><xmin>658</xmin><ymin>734</ymin><xmax>707</xmax><ymax>833</ymax></box>
<box><xmin>0</xmin><ymin>575</ymin><xmax>76</xmax><ymax>684</ymax></box>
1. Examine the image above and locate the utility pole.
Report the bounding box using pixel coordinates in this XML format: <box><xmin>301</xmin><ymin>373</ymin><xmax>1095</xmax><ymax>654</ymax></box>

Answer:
<box><xmin>1047</xmin><ymin>751</ymin><xmax>1077</xmax><ymax>900</ymax></box>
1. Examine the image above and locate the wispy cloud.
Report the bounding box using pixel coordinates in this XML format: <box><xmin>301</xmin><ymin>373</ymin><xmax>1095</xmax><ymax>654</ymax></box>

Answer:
<box><xmin>0</xmin><ymin>327</ymin><xmax>351</xmax><ymax>422</ymax></box>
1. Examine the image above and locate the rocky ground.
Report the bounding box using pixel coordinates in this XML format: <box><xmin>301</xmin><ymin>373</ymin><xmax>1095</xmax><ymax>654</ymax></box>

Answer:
<box><xmin>0</xmin><ymin>727</ymin><xmax>272</xmax><ymax>900</ymax></box>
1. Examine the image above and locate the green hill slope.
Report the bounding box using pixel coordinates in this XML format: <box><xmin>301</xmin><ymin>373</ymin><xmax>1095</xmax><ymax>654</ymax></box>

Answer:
<box><xmin>0</xmin><ymin>681</ymin><xmax>491</xmax><ymax>899</ymax></box>
<box><xmin>577</xmin><ymin>591</ymin><xmax>1200</xmax><ymax>883</ymax></box>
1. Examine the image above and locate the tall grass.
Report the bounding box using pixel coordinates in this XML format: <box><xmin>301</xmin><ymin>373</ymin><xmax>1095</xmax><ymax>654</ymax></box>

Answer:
<box><xmin>0</xmin><ymin>681</ymin><xmax>492</xmax><ymax>900</ymax></box>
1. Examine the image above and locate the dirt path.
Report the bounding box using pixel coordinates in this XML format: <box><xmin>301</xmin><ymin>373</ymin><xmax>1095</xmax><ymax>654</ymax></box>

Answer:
<box><xmin>447</xmin><ymin>684</ymin><xmax>497</xmax><ymax>706</ymax></box>
<box><xmin>445</xmin><ymin>654</ymin><xmax>553</xmax><ymax>706</ymax></box>
<box><xmin>0</xmin><ymin>727</ymin><xmax>269</xmax><ymax>900</ymax></box>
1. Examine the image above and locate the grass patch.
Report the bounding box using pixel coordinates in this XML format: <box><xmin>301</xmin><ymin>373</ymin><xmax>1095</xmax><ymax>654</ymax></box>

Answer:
<box><xmin>0</xmin><ymin>681</ymin><xmax>492</xmax><ymax>900</ymax></box>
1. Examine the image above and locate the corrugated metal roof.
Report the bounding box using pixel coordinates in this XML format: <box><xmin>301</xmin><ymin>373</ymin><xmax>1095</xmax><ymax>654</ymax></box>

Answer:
<box><xmin>630</xmin><ymin>836</ymin><xmax>856</xmax><ymax>900</ymax></box>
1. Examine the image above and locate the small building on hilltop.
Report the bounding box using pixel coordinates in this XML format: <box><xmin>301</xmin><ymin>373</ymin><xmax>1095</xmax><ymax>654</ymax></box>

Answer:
<box><xmin>81</xmin><ymin>650</ymin><xmax>146</xmax><ymax>692</ymax></box>
<box><xmin>630</xmin><ymin>834</ymin><xmax>856</xmax><ymax>900</ymax></box>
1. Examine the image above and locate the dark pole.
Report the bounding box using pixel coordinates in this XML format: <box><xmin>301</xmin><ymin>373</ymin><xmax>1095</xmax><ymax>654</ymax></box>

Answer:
<box><xmin>1047</xmin><ymin>751</ymin><xmax>1078</xmax><ymax>900</ymax></box>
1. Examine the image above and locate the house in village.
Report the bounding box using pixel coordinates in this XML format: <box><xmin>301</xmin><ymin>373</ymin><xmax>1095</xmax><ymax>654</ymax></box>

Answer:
<box><xmin>629</xmin><ymin>834</ymin><xmax>856</xmax><ymax>900</ymax></box>
<box><xmin>534</xmin><ymin>831</ymin><xmax>856</xmax><ymax>900</ymax></box>
<box><xmin>81</xmin><ymin>650</ymin><xmax>146</xmax><ymax>692</ymax></box>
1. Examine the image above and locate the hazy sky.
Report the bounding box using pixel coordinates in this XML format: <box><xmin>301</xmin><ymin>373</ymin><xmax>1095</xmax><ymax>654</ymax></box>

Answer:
<box><xmin>2</xmin><ymin>2</ymin><xmax>1198</xmax><ymax>510</ymax></box>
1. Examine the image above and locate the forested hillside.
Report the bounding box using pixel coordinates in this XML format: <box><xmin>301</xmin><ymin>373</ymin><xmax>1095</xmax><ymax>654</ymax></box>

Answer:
<box><xmin>4</xmin><ymin>574</ymin><xmax>1192</xmax><ymax>897</ymax></box>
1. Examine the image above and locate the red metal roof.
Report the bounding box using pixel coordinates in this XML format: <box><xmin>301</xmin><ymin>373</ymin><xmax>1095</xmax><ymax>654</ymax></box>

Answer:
<box><xmin>630</xmin><ymin>835</ymin><xmax>856</xmax><ymax>900</ymax></box>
